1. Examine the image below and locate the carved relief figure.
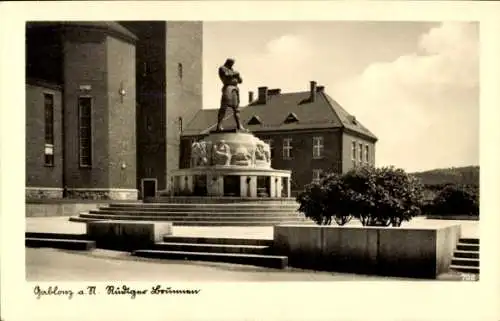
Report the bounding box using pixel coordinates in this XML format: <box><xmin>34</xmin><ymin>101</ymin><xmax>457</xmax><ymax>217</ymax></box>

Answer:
<box><xmin>232</xmin><ymin>146</ymin><xmax>253</xmax><ymax>166</ymax></box>
<box><xmin>212</xmin><ymin>140</ymin><xmax>231</xmax><ymax>166</ymax></box>
<box><xmin>254</xmin><ymin>142</ymin><xmax>271</xmax><ymax>165</ymax></box>
<box><xmin>263</xmin><ymin>143</ymin><xmax>271</xmax><ymax>163</ymax></box>
<box><xmin>254</xmin><ymin>144</ymin><xmax>266</xmax><ymax>162</ymax></box>
<box><xmin>191</xmin><ymin>141</ymin><xmax>210</xmax><ymax>167</ymax></box>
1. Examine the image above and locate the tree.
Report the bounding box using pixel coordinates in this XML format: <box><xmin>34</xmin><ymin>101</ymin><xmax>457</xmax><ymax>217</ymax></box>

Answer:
<box><xmin>430</xmin><ymin>184</ymin><xmax>479</xmax><ymax>216</ymax></box>
<box><xmin>296</xmin><ymin>165</ymin><xmax>425</xmax><ymax>227</ymax></box>
<box><xmin>296</xmin><ymin>181</ymin><xmax>328</xmax><ymax>225</ymax></box>
<box><xmin>321</xmin><ymin>173</ymin><xmax>353</xmax><ymax>225</ymax></box>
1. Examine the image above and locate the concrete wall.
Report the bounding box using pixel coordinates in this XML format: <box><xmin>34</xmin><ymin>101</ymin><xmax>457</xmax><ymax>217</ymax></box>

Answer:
<box><xmin>273</xmin><ymin>224</ymin><xmax>462</xmax><ymax>279</ymax></box>
<box><xmin>25</xmin><ymin>82</ymin><xmax>63</xmax><ymax>189</ymax></box>
<box><xmin>86</xmin><ymin>221</ymin><xmax>172</xmax><ymax>250</ymax></box>
<box><xmin>26</xmin><ymin>203</ymin><xmax>102</xmax><ymax>217</ymax></box>
<box><xmin>435</xmin><ymin>224</ymin><xmax>462</xmax><ymax>274</ymax></box>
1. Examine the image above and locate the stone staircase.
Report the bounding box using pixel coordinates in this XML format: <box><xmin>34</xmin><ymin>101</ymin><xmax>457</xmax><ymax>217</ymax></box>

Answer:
<box><xmin>25</xmin><ymin>231</ymin><xmax>480</xmax><ymax>275</ymax></box>
<box><xmin>26</xmin><ymin>232</ymin><xmax>96</xmax><ymax>251</ymax></box>
<box><xmin>69</xmin><ymin>202</ymin><xmax>311</xmax><ymax>226</ymax></box>
<box><xmin>133</xmin><ymin>236</ymin><xmax>288</xmax><ymax>269</ymax></box>
<box><xmin>449</xmin><ymin>237</ymin><xmax>480</xmax><ymax>274</ymax></box>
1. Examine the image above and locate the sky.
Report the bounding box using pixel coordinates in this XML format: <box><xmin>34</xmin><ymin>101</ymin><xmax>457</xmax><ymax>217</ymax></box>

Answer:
<box><xmin>202</xmin><ymin>21</ymin><xmax>479</xmax><ymax>172</ymax></box>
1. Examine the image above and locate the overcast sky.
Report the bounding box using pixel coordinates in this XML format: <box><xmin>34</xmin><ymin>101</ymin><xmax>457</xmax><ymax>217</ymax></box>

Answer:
<box><xmin>202</xmin><ymin>21</ymin><xmax>479</xmax><ymax>172</ymax></box>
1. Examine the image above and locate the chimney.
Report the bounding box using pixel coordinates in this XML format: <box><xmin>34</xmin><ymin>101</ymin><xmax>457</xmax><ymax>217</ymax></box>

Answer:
<box><xmin>258</xmin><ymin>86</ymin><xmax>268</xmax><ymax>104</ymax></box>
<box><xmin>248</xmin><ymin>91</ymin><xmax>254</xmax><ymax>104</ymax></box>
<box><xmin>316</xmin><ymin>86</ymin><xmax>325</xmax><ymax>93</ymax></box>
<box><xmin>310</xmin><ymin>81</ymin><xmax>317</xmax><ymax>102</ymax></box>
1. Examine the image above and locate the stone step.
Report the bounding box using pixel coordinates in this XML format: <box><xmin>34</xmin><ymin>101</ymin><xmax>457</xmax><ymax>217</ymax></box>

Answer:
<box><xmin>79</xmin><ymin>213</ymin><xmax>307</xmax><ymax>222</ymax></box>
<box><xmin>456</xmin><ymin>243</ymin><xmax>480</xmax><ymax>251</ymax></box>
<box><xmin>105</xmin><ymin>205</ymin><xmax>299</xmax><ymax>211</ymax></box>
<box><xmin>458</xmin><ymin>238</ymin><xmax>480</xmax><ymax>245</ymax></box>
<box><xmin>153</xmin><ymin>242</ymin><xmax>272</xmax><ymax>255</ymax></box>
<box><xmin>26</xmin><ymin>237</ymin><xmax>96</xmax><ymax>251</ymax></box>
<box><xmin>85</xmin><ymin>212</ymin><xmax>305</xmax><ymax>221</ymax></box>
<box><xmin>162</xmin><ymin>236</ymin><xmax>273</xmax><ymax>246</ymax></box>
<box><xmin>454</xmin><ymin>250</ymin><xmax>479</xmax><ymax>259</ymax></box>
<box><xmin>449</xmin><ymin>265</ymin><xmax>480</xmax><ymax>274</ymax></box>
<box><xmin>91</xmin><ymin>209</ymin><xmax>299</xmax><ymax>216</ymax></box>
<box><xmin>451</xmin><ymin>257</ymin><xmax>480</xmax><ymax>267</ymax></box>
<box><xmin>112</xmin><ymin>201</ymin><xmax>298</xmax><ymax>206</ymax></box>
<box><xmin>133</xmin><ymin>249</ymin><xmax>288</xmax><ymax>269</ymax></box>
<box><xmin>100</xmin><ymin>207</ymin><xmax>299</xmax><ymax>213</ymax></box>
<box><xmin>145</xmin><ymin>197</ymin><xmax>298</xmax><ymax>204</ymax></box>
<box><xmin>26</xmin><ymin>232</ymin><xmax>89</xmax><ymax>240</ymax></box>
<box><xmin>69</xmin><ymin>215</ymin><xmax>307</xmax><ymax>226</ymax></box>
<box><xmin>69</xmin><ymin>216</ymin><xmax>101</xmax><ymax>223</ymax></box>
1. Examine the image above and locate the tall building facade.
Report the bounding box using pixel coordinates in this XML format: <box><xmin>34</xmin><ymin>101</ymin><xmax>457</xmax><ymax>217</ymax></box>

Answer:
<box><xmin>25</xmin><ymin>21</ymin><xmax>203</xmax><ymax>200</ymax></box>
<box><xmin>120</xmin><ymin>21</ymin><xmax>203</xmax><ymax>193</ymax></box>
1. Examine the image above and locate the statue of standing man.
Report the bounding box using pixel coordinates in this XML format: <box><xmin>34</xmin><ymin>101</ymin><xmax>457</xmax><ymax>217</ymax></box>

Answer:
<box><xmin>216</xmin><ymin>58</ymin><xmax>245</xmax><ymax>132</ymax></box>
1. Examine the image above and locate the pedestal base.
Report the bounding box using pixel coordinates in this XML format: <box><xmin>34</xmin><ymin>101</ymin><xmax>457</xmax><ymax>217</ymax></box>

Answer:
<box><xmin>175</xmin><ymin>130</ymin><xmax>291</xmax><ymax>199</ymax></box>
<box><xmin>170</xmin><ymin>167</ymin><xmax>291</xmax><ymax>198</ymax></box>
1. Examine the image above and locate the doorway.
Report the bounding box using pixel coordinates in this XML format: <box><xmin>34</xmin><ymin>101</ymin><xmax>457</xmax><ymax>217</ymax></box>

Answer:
<box><xmin>223</xmin><ymin>176</ymin><xmax>240</xmax><ymax>197</ymax></box>
<box><xmin>141</xmin><ymin>178</ymin><xmax>157</xmax><ymax>199</ymax></box>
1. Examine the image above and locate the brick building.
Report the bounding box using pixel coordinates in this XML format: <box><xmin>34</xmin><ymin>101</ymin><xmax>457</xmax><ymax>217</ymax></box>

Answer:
<box><xmin>25</xmin><ymin>21</ymin><xmax>203</xmax><ymax>200</ymax></box>
<box><xmin>180</xmin><ymin>82</ymin><xmax>377</xmax><ymax>194</ymax></box>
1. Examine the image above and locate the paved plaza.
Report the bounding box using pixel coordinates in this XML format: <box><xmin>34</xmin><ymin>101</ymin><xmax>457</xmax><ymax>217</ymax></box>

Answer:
<box><xmin>26</xmin><ymin>216</ymin><xmax>479</xmax><ymax>239</ymax></box>
<box><xmin>25</xmin><ymin>217</ymin><xmax>478</xmax><ymax>281</ymax></box>
<box><xmin>27</xmin><ymin>247</ymin><xmax>421</xmax><ymax>281</ymax></box>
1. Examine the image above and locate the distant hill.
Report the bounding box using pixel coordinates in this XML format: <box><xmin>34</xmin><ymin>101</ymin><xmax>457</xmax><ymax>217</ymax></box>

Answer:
<box><xmin>410</xmin><ymin>166</ymin><xmax>479</xmax><ymax>187</ymax></box>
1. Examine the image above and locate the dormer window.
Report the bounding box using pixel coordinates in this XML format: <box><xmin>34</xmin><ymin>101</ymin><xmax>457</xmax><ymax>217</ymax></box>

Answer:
<box><xmin>284</xmin><ymin>112</ymin><xmax>299</xmax><ymax>124</ymax></box>
<box><xmin>247</xmin><ymin>115</ymin><xmax>262</xmax><ymax>125</ymax></box>
<box><xmin>348</xmin><ymin>115</ymin><xmax>358</xmax><ymax>125</ymax></box>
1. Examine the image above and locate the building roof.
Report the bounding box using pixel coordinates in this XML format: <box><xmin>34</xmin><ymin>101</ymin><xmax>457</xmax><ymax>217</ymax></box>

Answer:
<box><xmin>26</xmin><ymin>21</ymin><xmax>138</xmax><ymax>43</ymax></box>
<box><xmin>182</xmin><ymin>87</ymin><xmax>377</xmax><ymax>141</ymax></box>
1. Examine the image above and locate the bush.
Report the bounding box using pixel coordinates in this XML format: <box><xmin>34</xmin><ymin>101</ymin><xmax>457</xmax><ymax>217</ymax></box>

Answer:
<box><xmin>297</xmin><ymin>182</ymin><xmax>329</xmax><ymax>225</ymax></box>
<box><xmin>297</xmin><ymin>172</ymin><xmax>353</xmax><ymax>226</ymax></box>
<box><xmin>428</xmin><ymin>184</ymin><xmax>479</xmax><ymax>216</ymax></box>
<box><xmin>296</xmin><ymin>166</ymin><xmax>424</xmax><ymax>227</ymax></box>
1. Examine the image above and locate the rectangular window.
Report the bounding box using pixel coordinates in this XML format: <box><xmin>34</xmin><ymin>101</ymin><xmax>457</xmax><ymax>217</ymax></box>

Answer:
<box><xmin>264</xmin><ymin>139</ymin><xmax>274</xmax><ymax>159</ymax></box>
<box><xmin>312</xmin><ymin>169</ymin><xmax>322</xmax><ymax>184</ymax></box>
<box><xmin>78</xmin><ymin>96</ymin><xmax>92</xmax><ymax>167</ymax></box>
<box><xmin>351</xmin><ymin>141</ymin><xmax>356</xmax><ymax>161</ymax></box>
<box><xmin>44</xmin><ymin>93</ymin><xmax>54</xmax><ymax>166</ymax></box>
<box><xmin>178</xmin><ymin>62</ymin><xmax>183</xmax><ymax>80</ymax></box>
<box><xmin>365</xmin><ymin>145</ymin><xmax>369</xmax><ymax>163</ymax></box>
<box><xmin>358</xmin><ymin>142</ymin><xmax>363</xmax><ymax>162</ymax></box>
<box><xmin>282</xmin><ymin>138</ymin><xmax>293</xmax><ymax>160</ymax></box>
<box><xmin>312</xmin><ymin>136</ymin><xmax>324</xmax><ymax>159</ymax></box>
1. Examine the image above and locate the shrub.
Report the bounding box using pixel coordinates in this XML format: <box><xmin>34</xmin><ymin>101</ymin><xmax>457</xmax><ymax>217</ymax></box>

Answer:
<box><xmin>429</xmin><ymin>184</ymin><xmax>479</xmax><ymax>216</ymax></box>
<box><xmin>296</xmin><ymin>172</ymin><xmax>353</xmax><ymax>226</ymax></box>
<box><xmin>297</xmin><ymin>182</ymin><xmax>328</xmax><ymax>225</ymax></box>
<box><xmin>296</xmin><ymin>165</ymin><xmax>424</xmax><ymax>227</ymax></box>
<box><xmin>342</xmin><ymin>166</ymin><xmax>424</xmax><ymax>227</ymax></box>
<box><xmin>321</xmin><ymin>173</ymin><xmax>353</xmax><ymax>225</ymax></box>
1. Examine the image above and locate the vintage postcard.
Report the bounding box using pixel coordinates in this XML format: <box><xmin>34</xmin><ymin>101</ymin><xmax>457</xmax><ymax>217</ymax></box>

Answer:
<box><xmin>1</xmin><ymin>1</ymin><xmax>499</xmax><ymax>321</ymax></box>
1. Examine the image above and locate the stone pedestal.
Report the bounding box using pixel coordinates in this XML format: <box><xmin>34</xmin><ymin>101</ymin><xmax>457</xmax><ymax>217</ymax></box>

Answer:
<box><xmin>170</xmin><ymin>130</ymin><xmax>291</xmax><ymax>199</ymax></box>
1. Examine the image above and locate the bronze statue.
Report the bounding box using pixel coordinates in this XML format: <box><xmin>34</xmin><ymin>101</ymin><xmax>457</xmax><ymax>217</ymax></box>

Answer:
<box><xmin>216</xmin><ymin>58</ymin><xmax>244</xmax><ymax>131</ymax></box>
